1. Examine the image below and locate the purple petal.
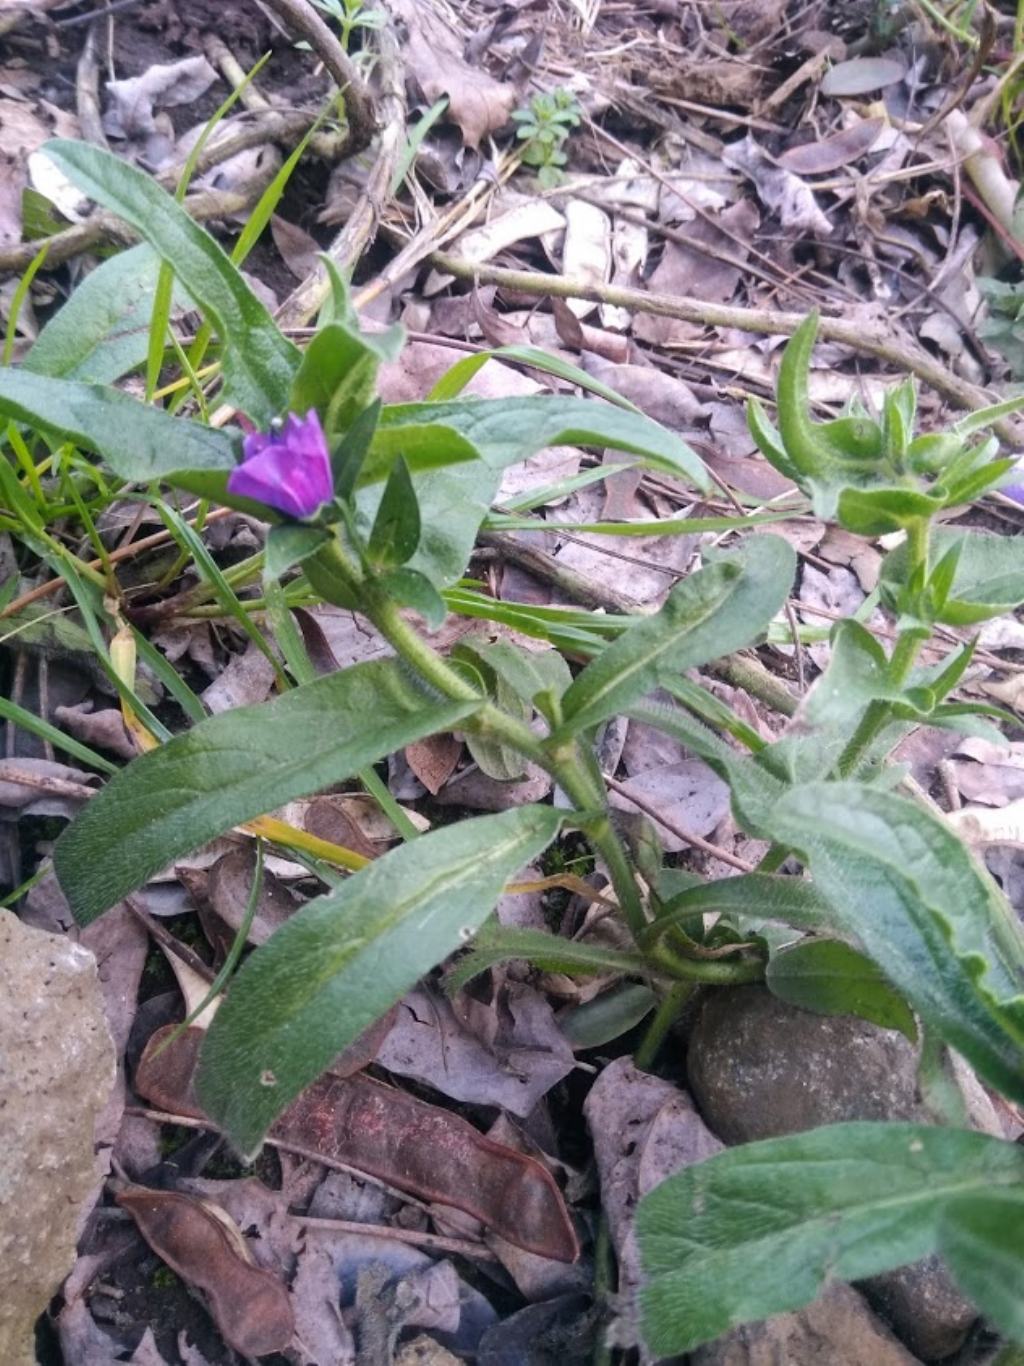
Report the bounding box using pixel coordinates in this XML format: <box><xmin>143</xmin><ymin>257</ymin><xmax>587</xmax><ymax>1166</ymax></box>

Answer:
<box><xmin>1002</xmin><ymin>456</ymin><xmax>1024</xmax><ymax>506</ymax></box>
<box><xmin>230</xmin><ymin>409</ymin><xmax>333</xmax><ymax>518</ymax></box>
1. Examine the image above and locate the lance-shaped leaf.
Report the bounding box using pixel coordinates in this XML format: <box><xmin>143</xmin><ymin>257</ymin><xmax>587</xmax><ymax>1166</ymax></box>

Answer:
<box><xmin>766</xmin><ymin>938</ymin><xmax>917</xmax><ymax>1041</ymax></box>
<box><xmin>638</xmin><ymin>1121</ymin><xmax>1024</xmax><ymax>1356</ymax></box>
<box><xmin>0</xmin><ymin>369</ymin><xmax>238</xmax><ymax>480</ymax></box>
<box><xmin>196</xmin><ymin>805</ymin><xmax>563</xmax><ymax>1155</ymax></box>
<box><xmin>759</xmin><ymin>781</ymin><xmax>1024</xmax><ymax>1103</ymax></box>
<box><xmin>557</xmin><ymin>535</ymin><xmax>795</xmax><ymax>736</ymax></box>
<box><xmin>365</xmin><ymin>394</ymin><xmax>710</xmax><ymax>488</ymax></box>
<box><xmin>54</xmin><ymin>660</ymin><xmax>481</xmax><ymax>924</ymax></box>
<box><xmin>43</xmin><ymin>139</ymin><xmax>299</xmax><ymax>423</ymax></box>
<box><xmin>881</xmin><ymin>527</ymin><xmax>1024</xmax><ymax>625</ymax></box>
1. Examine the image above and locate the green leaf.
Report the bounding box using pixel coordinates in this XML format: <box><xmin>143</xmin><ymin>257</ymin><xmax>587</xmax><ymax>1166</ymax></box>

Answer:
<box><xmin>559</xmin><ymin>982</ymin><xmax>657</xmax><ymax>1048</ymax></box>
<box><xmin>332</xmin><ymin>398</ymin><xmax>381</xmax><ymax>500</ymax></box>
<box><xmin>367</xmin><ymin>395</ymin><xmax>710</xmax><ymax>489</ymax></box>
<box><xmin>759</xmin><ymin>781</ymin><xmax>1024</xmax><ymax>1103</ymax></box>
<box><xmin>53</xmin><ymin>660</ymin><xmax>481</xmax><ymax>924</ymax></box>
<box><xmin>264</xmin><ymin>524</ymin><xmax>330</xmax><ymax>581</ymax></box>
<box><xmin>358</xmin><ymin>460</ymin><xmax>498</xmax><ymax>589</ymax></box>
<box><xmin>366</xmin><ymin>456</ymin><xmax>420</xmax><ymax>568</ymax></box>
<box><xmin>196</xmin><ymin>805</ymin><xmax>562</xmax><ymax>1155</ymax></box>
<box><xmin>456</xmin><ymin>639</ymin><xmax>572</xmax><ymax>780</ymax></box>
<box><xmin>43</xmin><ymin>139</ymin><xmax>299</xmax><ymax>423</ymax></box>
<box><xmin>379</xmin><ymin>567</ymin><xmax>447</xmax><ymax>630</ymax></box>
<box><xmin>637</xmin><ymin>1121</ymin><xmax>1024</xmax><ymax>1356</ymax></box>
<box><xmin>0</xmin><ymin>369</ymin><xmax>238</xmax><ymax>480</ymax></box>
<box><xmin>643</xmin><ymin>873</ymin><xmax>830</xmax><ymax>947</ymax></box>
<box><xmin>558</xmin><ymin>535</ymin><xmax>795</xmax><ymax>735</ymax></box>
<box><xmin>837</xmin><ymin>486</ymin><xmax>941</xmax><ymax>536</ymax></box>
<box><xmin>446</xmin><ymin>922</ymin><xmax>646</xmax><ymax>993</ymax></box>
<box><xmin>766</xmin><ymin>938</ymin><xmax>917</xmax><ymax>1040</ymax></box>
<box><xmin>428</xmin><ymin>345</ymin><xmax>643</xmax><ymax>411</ymax></box>
<box><xmin>289</xmin><ymin>320</ymin><xmax>402</xmax><ymax>439</ymax></box>
<box><xmin>25</xmin><ymin>244</ymin><xmax>188</xmax><ymax>383</ymax></box>
<box><xmin>881</xmin><ymin>528</ymin><xmax>1024</xmax><ymax>626</ymax></box>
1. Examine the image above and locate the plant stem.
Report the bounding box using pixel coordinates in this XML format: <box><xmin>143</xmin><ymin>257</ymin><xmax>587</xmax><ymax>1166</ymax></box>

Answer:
<box><xmin>634</xmin><ymin>981</ymin><xmax>694</xmax><ymax>1069</ymax></box>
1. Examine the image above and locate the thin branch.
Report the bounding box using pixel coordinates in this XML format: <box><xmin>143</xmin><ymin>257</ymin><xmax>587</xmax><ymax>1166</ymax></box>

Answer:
<box><xmin>428</xmin><ymin>252</ymin><xmax>1023</xmax><ymax>439</ymax></box>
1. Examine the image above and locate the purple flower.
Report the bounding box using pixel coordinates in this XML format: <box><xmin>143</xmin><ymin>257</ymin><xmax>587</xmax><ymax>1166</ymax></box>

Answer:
<box><xmin>227</xmin><ymin>409</ymin><xmax>333</xmax><ymax>518</ymax></box>
<box><xmin>1003</xmin><ymin>455</ymin><xmax>1024</xmax><ymax>506</ymax></box>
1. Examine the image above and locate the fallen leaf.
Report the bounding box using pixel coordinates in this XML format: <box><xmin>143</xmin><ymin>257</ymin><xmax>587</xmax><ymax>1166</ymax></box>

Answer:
<box><xmin>821</xmin><ymin>56</ymin><xmax>906</xmax><ymax>97</ymax></box>
<box><xmin>200</xmin><ymin>638</ymin><xmax>277</xmax><ymax>713</ymax></box>
<box><xmin>117</xmin><ymin>1186</ymin><xmax>295</xmax><ymax>1357</ymax></box>
<box><xmin>725</xmin><ymin>134</ymin><xmax>833</xmax><ymax>236</ymax></box>
<box><xmin>134</xmin><ymin>1029</ymin><xmax>578</xmax><ymax>1261</ymax></box>
<box><xmin>778</xmin><ymin>117</ymin><xmax>884</xmax><ymax>176</ymax></box>
<box><xmin>952</xmin><ymin>738</ymin><xmax>1024</xmax><ymax>807</ymax></box>
<box><xmin>53</xmin><ymin>700</ymin><xmax>137</xmax><ymax>760</ymax></box>
<box><xmin>387</xmin><ymin>0</ymin><xmax>517</xmax><ymax>148</ymax></box>
<box><xmin>104</xmin><ymin>56</ymin><xmax>219</xmax><ymax>138</ymax></box>
<box><xmin>609</xmin><ymin>760</ymin><xmax>731</xmax><ymax>853</ymax></box>
<box><xmin>376</xmin><ymin>984</ymin><xmax>575</xmax><ymax>1117</ymax></box>
<box><xmin>560</xmin><ymin>199</ymin><xmax>612</xmax><ymax>320</ymax></box>
<box><xmin>270</xmin><ymin>214</ymin><xmax>321</xmax><ymax>281</ymax></box>
<box><xmin>584</xmin><ymin>1058</ymin><xmax>721</xmax><ymax>1345</ymax></box>
<box><xmin>406</xmin><ymin>733</ymin><xmax>463</xmax><ymax>795</ymax></box>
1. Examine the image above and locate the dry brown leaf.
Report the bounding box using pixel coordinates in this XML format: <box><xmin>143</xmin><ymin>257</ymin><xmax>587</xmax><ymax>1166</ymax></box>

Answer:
<box><xmin>725</xmin><ymin>134</ymin><xmax>833</xmax><ymax>237</ymax></box>
<box><xmin>406</xmin><ymin>733</ymin><xmax>463</xmax><ymax>794</ymax></box>
<box><xmin>117</xmin><ymin>1186</ymin><xmax>295</xmax><ymax>1357</ymax></box>
<box><xmin>584</xmin><ymin>1058</ymin><xmax>722</xmax><ymax>1345</ymax></box>
<box><xmin>376</xmin><ymin>984</ymin><xmax>575</xmax><ymax>1117</ymax></box>
<box><xmin>134</xmin><ymin>1027</ymin><xmax>578</xmax><ymax>1261</ymax></box>
<box><xmin>387</xmin><ymin>0</ymin><xmax>517</xmax><ymax>148</ymax></box>
<box><xmin>270</xmin><ymin>214</ymin><xmax>321</xmax><ymax>281</ymax></box>
<box><xmin>779</xmin><ymin>117</ymin><xmax>885</xmax><ymax>176</ymax></box>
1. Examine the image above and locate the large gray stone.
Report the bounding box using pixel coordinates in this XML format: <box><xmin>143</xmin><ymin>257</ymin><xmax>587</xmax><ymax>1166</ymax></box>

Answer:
<box><xmin>686</xmin><ymin>987</ymin><xmax>978</xmax><ymax>1361</ymax></box>
<box><xmin>687</xmin><ymin>985</ymin><xmax>920</xmax><ymax>1142</ymax></box>
<box><xmin>691</xmin><ymin>1282</ymin><xmax>922</xmax><ymax>1366</ymax></box>
<box><xmin>0</xmin><ymin>910</ymin><xmax>115</xmax><ymax>1364</ymax></box>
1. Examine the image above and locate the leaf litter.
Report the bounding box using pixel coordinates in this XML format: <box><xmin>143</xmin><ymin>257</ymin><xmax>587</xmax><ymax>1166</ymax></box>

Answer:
<box><xmin>5</xmin><ymin>0</ymin><xmax>1024</xmax><ymax>1359</ymax></box>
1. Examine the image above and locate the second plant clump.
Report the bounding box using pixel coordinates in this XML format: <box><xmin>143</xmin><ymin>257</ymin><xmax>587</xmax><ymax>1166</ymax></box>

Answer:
<box><xmin>3</xmin><ymin>136</ymin><xmax>1024</xmax><ymax>1357</ymax></box>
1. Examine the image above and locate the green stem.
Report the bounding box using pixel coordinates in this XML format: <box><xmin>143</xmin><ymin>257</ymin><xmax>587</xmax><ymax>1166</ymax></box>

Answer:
<box><xmin>634</xmin><ymin>981</ymin><xmax>694</xmax><ymax>1069</ymax></box>
<box><xmin>320</xmin><ymin>540</ymin><xmax>650</xmax><ymax>939</ymax></box>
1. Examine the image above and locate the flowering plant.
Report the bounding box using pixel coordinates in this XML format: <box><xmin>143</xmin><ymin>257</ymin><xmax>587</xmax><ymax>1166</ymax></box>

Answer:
<box><xmin>3</xmin><ymin>139</ymin><xmax>1024</xmax><ymax>1355</ymax></box>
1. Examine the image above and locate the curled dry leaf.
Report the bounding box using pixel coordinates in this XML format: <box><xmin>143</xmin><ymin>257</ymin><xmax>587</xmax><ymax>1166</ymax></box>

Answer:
<box><xmin>406</xmin><ymin>733</ymin><xmax>463</xmax><ymax>795</ymax></box>
<box><xmin>116</xmin><ymin>1186</ymin><xmax>295</xmax><ymax>1357</ymax></box>
<box><xmin>560</xmin><ymin>199</ymin><xmax>612</xmax><ymax>320</ymax></box>
<box><xmin>387</xmin><ymin>0</ymin><xmax>517</xmax><ymax>149</ymax></box>
<box><xmin>134</xmin><ymin>1026</ymin><xmax>578</xmax><ymax>1262</ymax></box>
<box><xmin>104</xmin><ymin>56</ymin><xmax>218</xmax><ymax>139</ymax></box>
<box><xmin>280</xmin><ymin>1074</ymin><xmax>579</xmax><ymax>1262</ymax></box>
<box><xmin>725</xmin><ymin>135</ymin><xmax>832</xmax><ymax>237</ymax></box>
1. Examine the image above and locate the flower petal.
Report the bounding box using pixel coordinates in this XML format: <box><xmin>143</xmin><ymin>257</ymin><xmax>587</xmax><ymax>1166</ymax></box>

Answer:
<box><xmin>230</xmin><ymin>409</ymin><xmax>334</xmax><ymax>518</ymax></box>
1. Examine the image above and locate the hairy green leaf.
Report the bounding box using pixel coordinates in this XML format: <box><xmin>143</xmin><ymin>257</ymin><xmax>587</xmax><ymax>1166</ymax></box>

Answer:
<box><xmin>367</xmin><ymin>394</ymin><xmax>710</xmax><ymax>488</ymax></box>
<box><xmin>54</xmin><ymin>660</ymin><xmax>480</xmax><ymax>924</ymax></box>
<box><xmin>0</xmin><ymin>369</ymin><xmax>238</xmax><ymax>480</ymax></box>
<box><xmin>760</xmin><ymin>781</ymin><xmax>1024</xmax><ymax>1102</ymax></box>
<box><xmin>25</xmin><ymin>244</ymin><xmax>187</xmax><ymax>383</ymax></box>
<box><xmin>559</xmin><ymin>535</ymin><xmax>795</xmax><ymax>735</ymax></box>
<box><xmin>638</xmin><ymin>1121</ymin><xmax>1024</xmax><ymax>1355</ymax></box>
<box><xmin>766</xmin><ymin>937</ymin><xmax>917</xmax><ymax>1040</ymax></box>
<box><xmin>881</xmin><ymin>528</ymin><xmax>1024</xmax><ymax>625</ymax></box>
<box><xmin>197</xmin><ymin>805</ymin><xmax>562</xmax><ymax>1154</ymax></box>
<box><xmin>43</xmin><ymin>139</ymin><xmax>298</xmax><ymax>422</ymax></box>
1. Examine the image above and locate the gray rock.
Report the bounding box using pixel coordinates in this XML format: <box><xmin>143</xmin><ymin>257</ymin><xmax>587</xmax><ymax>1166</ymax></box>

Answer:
<box><xmin>691</xmin><ymin>1282</ymin><xmax>923</xmax><ymax>1366</ymax></box>
<box><xmin>686</xmin><ymin>987</ymin><xmax>977</xmax><ymax>1361</ymax></box>
<box><xmin>687</xmin><ymin>985</ymin><xmax>920</xmax><ymax>1142</ymax></box>
<box><xmin>859</xmin><ymin>1258</ymin><xmax>979</xmax><ymax>1362</ymax></box>
<box><xmin>0</xmin><ymin>910</ymin><xmax>115</xmax><ymax>1365</ymax></box>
